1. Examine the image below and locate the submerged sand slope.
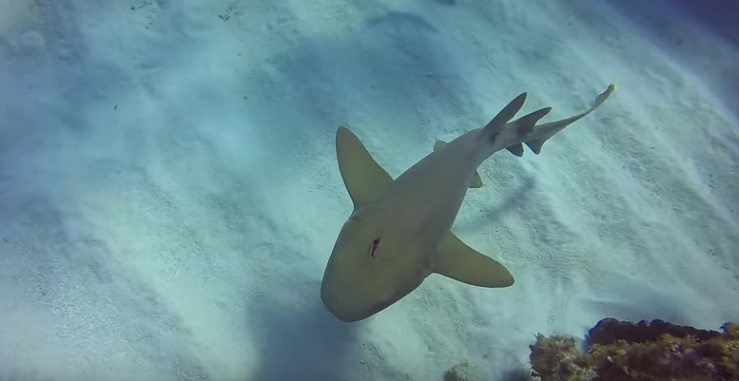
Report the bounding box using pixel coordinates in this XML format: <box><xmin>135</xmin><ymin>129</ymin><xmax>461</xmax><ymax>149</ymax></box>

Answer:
<box><xmin>0</xmin><ymin>0</ymin><xmax>736</xmax><ymax>380</ymax></box>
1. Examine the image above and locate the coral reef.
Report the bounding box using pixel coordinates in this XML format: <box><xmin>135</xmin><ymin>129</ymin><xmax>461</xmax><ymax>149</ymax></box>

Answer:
<box><xmin>529</xmin><ymin>318</ymin><xmax>739</xmax><ymax>381</ymax></box>
<box><xmin>587</xmin><ymin>318</ymin><xmax>722</xmax><ymax>346</ymax></box>
<box><xmin>443</xmin><ymin>361</ymin><xmax>480</xmax><ymax>381</ymax></box>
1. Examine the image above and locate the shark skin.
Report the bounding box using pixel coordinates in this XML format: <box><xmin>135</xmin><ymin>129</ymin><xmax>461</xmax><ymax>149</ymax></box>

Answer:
<box><xmin>320</xmin><ymin>85</ymin><xmax>615</xmax><ymax>322</ymax></box>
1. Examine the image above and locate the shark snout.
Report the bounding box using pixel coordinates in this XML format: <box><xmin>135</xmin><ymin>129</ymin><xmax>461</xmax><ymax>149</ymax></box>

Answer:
<box><xmin>320</xmin><ymin>276</ymin><xmax>399</xmax><ymax>323</ymax></box>
<box><xmin>322</xmin><ymin>295</ymin><xmax>395</xmax><ymax>323</ymax></box>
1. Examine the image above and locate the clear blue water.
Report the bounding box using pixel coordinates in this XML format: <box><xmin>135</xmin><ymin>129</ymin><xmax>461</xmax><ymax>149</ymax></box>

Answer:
<box><xmin>0</xmin><ymin>1</ymin><xmax>737</xmax><ymax>380</ymax></box>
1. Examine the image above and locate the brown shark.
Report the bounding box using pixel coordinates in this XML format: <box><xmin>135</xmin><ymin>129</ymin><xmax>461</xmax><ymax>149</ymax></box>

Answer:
<box><xmin>320</xmin><ymin>85</ymin><xmax>615</xmax><ymax>322</ymax></box>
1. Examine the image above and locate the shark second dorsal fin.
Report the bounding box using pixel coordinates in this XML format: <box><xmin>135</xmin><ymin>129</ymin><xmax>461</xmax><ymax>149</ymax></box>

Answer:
<box><xmin>434</xmin><ymin>140</ymin><xmax>483</xmax><ymax>188</ymax></box>
<box><xmin>525</xmin><ymin>84</ymin><xmax>616</xmax><ymax>155</ymax></box>
<box><xmin>433</xmin><ymin>232</ymin><xmax>514</xmax><ymax>288</ymax></box>
<box><xmin>509</xmin><ymin>108</ymin><xmax>553</xmax><ymax>138</ymax></box>
<box><xmin>336</xmin><ymin>126</ymin><xmax>393</xmax><ymax>208</ymax></box>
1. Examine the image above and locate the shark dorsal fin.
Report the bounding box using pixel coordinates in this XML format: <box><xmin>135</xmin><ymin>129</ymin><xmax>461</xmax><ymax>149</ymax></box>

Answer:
<box><xmin>336</xmin><ymin>126</ymin><xmax>393</xmax><ymax>208</ymax></box>
<box><xmin>434</xmin><ymin>140</ymin><xmax>483</xmax><ymax>188</ymax></box>
<box><xmin>482</xmin><ymin>92</ymin><xmax>528</xmax><ymax>136</ymax></box>
<box><xmin>433</xmin><ymin>231</ymin><xmax>514</xmax><ymax>288</ymax></box>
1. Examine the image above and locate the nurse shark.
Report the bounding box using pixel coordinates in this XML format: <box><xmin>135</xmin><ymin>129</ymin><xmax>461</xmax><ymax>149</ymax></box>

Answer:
<box><xmin>320</xmin><ymin>85</ymin><xmax>615</xmax><ymax>322</ymax></box>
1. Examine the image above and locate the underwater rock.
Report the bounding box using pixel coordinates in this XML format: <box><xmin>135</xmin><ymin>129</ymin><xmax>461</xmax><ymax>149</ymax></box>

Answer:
<box><xmin>529</xmin><ymin>318</ymin><xmax>739</xmax><ymax>381</ymax></box>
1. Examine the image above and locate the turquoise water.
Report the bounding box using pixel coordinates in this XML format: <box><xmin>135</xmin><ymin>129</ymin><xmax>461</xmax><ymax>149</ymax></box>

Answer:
<box><xmin>0</xmin><ymin>1</ymin><xmax>737</xmax><ymax>380</ymax></box>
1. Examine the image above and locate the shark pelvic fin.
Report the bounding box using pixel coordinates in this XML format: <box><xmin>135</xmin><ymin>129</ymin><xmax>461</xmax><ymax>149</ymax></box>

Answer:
<box><xmin>434</xmin><ymin>232</ymin><xmax>514</xmax><ymax>288</ymax></box>
<box><xmin>336</xmin><ymin>126</ymin><xmax>393</xmax><ymax>208</ymax></box>
<box><xmin>506</xmin><ymin>143</ymin><xmax>525</xmax><ymax>156</ymax></box>
<box><xmin>434</xmin><ymin>140</ymin><xmax>483</xmax><ymax>188</ymax></box>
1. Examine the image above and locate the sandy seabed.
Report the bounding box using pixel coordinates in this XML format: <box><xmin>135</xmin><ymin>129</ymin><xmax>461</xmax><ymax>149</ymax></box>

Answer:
<box><xmin>0</xmin><ymin>0</ymin><xmax>738</xmax><ymax>380</ymax></box>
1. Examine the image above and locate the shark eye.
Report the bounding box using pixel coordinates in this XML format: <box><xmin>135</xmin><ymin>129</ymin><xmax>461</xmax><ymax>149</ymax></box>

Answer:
<box><xmin>369</xmin><ymin>237</ymin><xmax>381</xmax><ymax>259</ymax></box>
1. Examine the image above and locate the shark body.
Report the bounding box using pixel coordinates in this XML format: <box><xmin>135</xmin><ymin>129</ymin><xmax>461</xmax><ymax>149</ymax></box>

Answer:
<box><xmin>320</xmin><ymin>85</ymin><xmax>615</xmax><ymax>322</ymax></box>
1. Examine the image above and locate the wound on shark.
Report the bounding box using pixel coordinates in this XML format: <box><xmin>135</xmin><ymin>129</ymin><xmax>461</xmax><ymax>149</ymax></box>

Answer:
<box><xmin>320</xmin><ymin>84</ymin><xmax>616</xmax><ymax>322</ymax></box>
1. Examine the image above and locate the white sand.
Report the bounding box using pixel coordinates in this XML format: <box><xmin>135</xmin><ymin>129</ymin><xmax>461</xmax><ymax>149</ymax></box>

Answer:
<box><xmin>1</xmin><ymin>0</ymin><xmax>738</xmax><ymax>380</ymax></box>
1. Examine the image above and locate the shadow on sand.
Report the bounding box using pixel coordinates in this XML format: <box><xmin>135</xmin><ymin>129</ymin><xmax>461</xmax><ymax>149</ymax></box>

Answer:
<box><xmin>248</xmin><ymin>280</ymin><xmax>359</xmax><ymax>381</ymax></box>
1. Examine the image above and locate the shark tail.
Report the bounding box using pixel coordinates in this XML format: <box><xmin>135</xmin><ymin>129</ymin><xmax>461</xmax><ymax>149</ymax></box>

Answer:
<box><xmin>518</xmin><ymin>84</ymin><xmax>616</xmax><ymax>155</ymax></box>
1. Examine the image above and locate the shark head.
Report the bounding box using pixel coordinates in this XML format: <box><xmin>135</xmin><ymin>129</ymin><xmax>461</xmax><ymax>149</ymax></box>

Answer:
<box><xmin>320</xmin><ymin>204</ymin><xmax>429</xmax><ymax>322</ymax></box>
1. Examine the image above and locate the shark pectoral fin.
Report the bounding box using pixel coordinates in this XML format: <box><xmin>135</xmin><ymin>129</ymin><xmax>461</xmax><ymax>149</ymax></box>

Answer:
<box><xmin>526</xmin><ymin>84</ymin><xmax>616</xmax><ymax>155</ymax></box>
<box><xmin>434</xmin><ymin>140</ymin><xmax>483</xmax><ymax>188</ymax></box>
<box><xmin>506</xmin><ymin>143</ymin><xmax>525</xmax><ymax>157</ymax></box>
<box><xmin>336</xmin><ymin>126</ymin><xmax>394</xmax><ymax>207</ymax></box>
<box><xmin>434</xmin><ymin>232</ymin><xmax>514</xmax><ymax>288</ymax></box>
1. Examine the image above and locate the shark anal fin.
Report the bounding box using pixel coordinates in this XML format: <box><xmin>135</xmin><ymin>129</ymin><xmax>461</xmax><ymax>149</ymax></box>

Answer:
<box><xmin>336</xmin><ymin>126</ymin><xmax>393</xmax><ymax>207</ymax></box>
<box><xmin>506</xmin><ymin>143</ymin><xmax>524</xmax><ymax>157</ymax></box>
<box><xmin>433</xmin><ymin>232</ymin><xmax>514</xmax><ymax>288</ymax></box>
<box><xmin>434</xmin><ymin>140</ymin><xmax>483</xmax><ymax>188</ymax></box>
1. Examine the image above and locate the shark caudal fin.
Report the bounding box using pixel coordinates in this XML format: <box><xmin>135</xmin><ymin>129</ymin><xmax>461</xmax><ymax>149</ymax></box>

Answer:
<box><xmin>509</xmin><ymin>84</ymin><xmax>616</xmax><ymax>156</ymax></box>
